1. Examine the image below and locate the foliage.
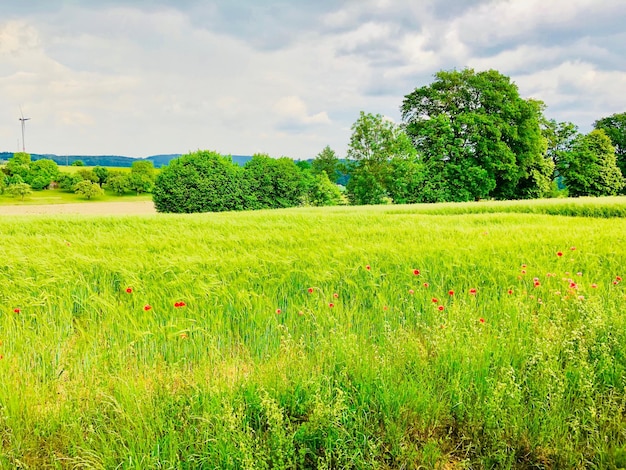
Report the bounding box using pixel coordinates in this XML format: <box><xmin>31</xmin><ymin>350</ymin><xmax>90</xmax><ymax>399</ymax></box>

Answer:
<box><xmin>57</xmin><ymin>173</ymin><xmax>84</xmax><ymax>192</ymax></box>
<box><xmin>76</xmin><ymin>169</ymin><xmax>99</xmax><ymax>183</ymax></box>
<box><xmin>5</xmin><ymin>152</ymin><xmax>32</xmax><ymax>181</ymax></box>
<box><xmin>558</xmin><ymin>129</ymin><xmax>624</xmax><ymax>197</ymax></box>
<box><xmin>305</xmin><ymin>172</ymin><xmax>343</xmax><ymax>206</ymax></box>
<box><xmin>30</xmin><ymin>175</ymin><xmax>51</xmax><ymax>191</ymax></box>
<box><xmin>72</xmin><ymin>160</ymin><xmax>85</xmax><ymax>166</ymax></box>
<box><xmin>243</xmin><ymin>154</ymin><xmax>305</xmax><ymax>209</ymax></box>
<box><xmin>93</xmin><ymin>166</ymin><xmax>110</xmax><ymax>187</ymax></box>
<box><xmin>312</xmin><ymin>145</ymin><xmax>340</xmax><ymax>183</ymax></box>
<box><xmin>385</xmin><ymin>156</ymin><xmax>427</xmax><ymax>204</ymax></box>
<box><xmin>594</xmin><ymin>112</ymin><xmax>626</xmax><ymax>185</ymax></box>
<box><xmin>74</xmin><ymin>180</ymin><xmax>104</xmax><ymax>199</ymax></box>
<box><xmin>402</xmin><ymin>68</ymin><xmax>550</xmax><ymax>201</ymax></box>
<box><xmin>128</xmin><ymin>160</ymin><xmax>155</xmax><ymax>194</ymax></box>
<box><xmin>346</xmin><ymin>112</ymin><xmax>416</xmax><ymax>205</ymax></box>
<box><xmin>1</xmin><ymin>204</ymin><xmax>626</xmax><ymax>468</ymax></box>
<box><xmin>6</xmin><ymin>182</ymin><xmax>32</xmax><ymax>200</ymax></box>
<box><xmin>105</xmin><ymin>173</ymin><xmax>132</xmax><ymax>195</ymax></box>
<box><xmin>153</xmin><ymin>150</ymin><xmax>246</xmax><ymax>213</ymax></box>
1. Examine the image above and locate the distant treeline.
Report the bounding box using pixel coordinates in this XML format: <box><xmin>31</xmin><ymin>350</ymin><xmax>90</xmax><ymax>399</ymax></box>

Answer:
<box><xmin>0</xmin><ymin>152</ymin><xmax>253</xmax><ymax>168</ymax></box>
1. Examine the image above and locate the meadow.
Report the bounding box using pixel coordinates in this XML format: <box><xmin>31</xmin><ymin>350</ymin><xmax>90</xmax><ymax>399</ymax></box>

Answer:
<box><xmin>1</xmin><ymin>199</ymin><xmax>626</xmax><ymax>469</ymax></box>
<box><xmin>0</xmin><ymin>187</ymin><xmax>152</xmax><ymax>206</ymax></box>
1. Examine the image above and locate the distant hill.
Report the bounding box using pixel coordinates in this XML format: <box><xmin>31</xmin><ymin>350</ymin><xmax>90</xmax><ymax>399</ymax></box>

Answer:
<box><xmin>0</xmin><ymin>152</ymin><xmax>253</xmax><ymax>168</ymax></box>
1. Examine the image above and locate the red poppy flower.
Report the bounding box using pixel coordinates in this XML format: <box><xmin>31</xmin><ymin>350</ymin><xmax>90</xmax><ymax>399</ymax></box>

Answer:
<box><xmin>329</xmin><ymin>303</ymin><xmax>334</xmax><ymax>308</ymax></box>
<box><xmin>479</xmin><ymin>318</ymin><xmax>485</xmax><ymax>323</ymax></box>
<box><xmin>570</xmin><ymin>246</ymin><xmax>576</xmax><ymax>251</ymax></box>
<box><xmin>333</xmin><ymin>293</ymin><xmax>339</xmax><ymax>298</ymax></box>
<box><xmin>469</xmin><ymin>288</ymin><xmax>477</xmax><ymax>295</ymax></box>
<box><xmin>521</xmin><ymin>270</ymin><xmax>526</xmax><ymax>274</ymax></box>
<box><xmin>617</xmin><ymin>276</ymin><xmax>623</xmax><ymax>282</ymax></box>
<box><xmin>366</xmin><ymin>265</ymin><xmax>371</xmax><ymax>271</ymax></box>
<box><xmin>276</xmin><ymin>308</ymin><xmax>281</xmax><ymax>314</ymax></box>
<box><xmin>175</xmin><ymin>301</ymin><xmax>186</xmax><ymax>308</ymax></box>
<box><xmin>521</xmin><ymin>264</ymin><xmax>527</xmax><ymax>269</ymax></box>
<box><xmin>413</xmin><ymin>269</ymin><xmax>420</xmax><ymax>276</ymax></box>
<box><xmin>0</xmin><ymin>354</ymin><xmax>3</xmax><ymax>360</ymax></box>
<box><xmin>180</xmin><ymin>333</ymin><xmax>188</xmax><ymax>339</ymax></box>
<box><xmin>126</xmin><ymin>287</ymin><xmax>133</xmax><ymax>294</ymax></box>
<box><xmin>614</xmin><ymin>281</ymin><xmax>619</xmax><ymax>285</ymax></box>
<box><xmin>307</xmin><ymin>287</ymin><xmax>314</xmax><ymax>294</ymax></box>
<box><xmin>423</xmin><ymin>282</ymin><xmax>429</xmax><ymax>288</ymax></box>
<box><xmin>408</xmin><ymin>289</ymin><xmax>414</xmax><ymax>295</ymax></box>
<box><xmin>13</xmin><ymin>308</ymin><xmax>20</xmax><ymax>313</ymax></box>
<box><xmin>591</xmin><ymin>284</ymin><xmax>597</xmax><ymax>288</ymax></box>
<box><xmin>143</xmin><ymin>305</ymin><xmax>152</xmax><ymax>311</ymax></box>
<box><xmin>534</xmin><ymin>281</ymin><xmax>540</xmax><ymax>287</ymax></box>
<box><xmin>448</xmin><ymin>290</ymin><xmax>454</xmax><ymax>296</ymax></box>
<box><xmin>508</xmin><ymin>289</ymin><xmax>513</xmax><ymax>295</ymax></box>
<box><xmin>431</xmin><ymin>298</ymin><xmax>438</xmax><ymax>303</ymax></box>
<box><xmin>383</xmin><ymin>306</ymin><xmax>388</xmax><ymax>311</ymax></box>
<box><xmin>438</xmin><ymin>305</ymin><xmax>444</xmax><ymax>311</ymax></box>
<box><xmin>569</xmin><ymin>282</ymin><xmax>577</xmax><ymax>289</ymax></box>
<box><xmin>557</xmin><ymin>251</ymin><xmax>563</xmax><ymax>257</ymax></box>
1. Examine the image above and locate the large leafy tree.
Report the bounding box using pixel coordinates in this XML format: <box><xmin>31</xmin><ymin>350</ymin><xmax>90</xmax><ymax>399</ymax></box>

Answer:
<box><xmin>346</xmin><ymin>111</ymin><xmax>416</xmax><ymax>205</ymax></box>
<box><xmin>243</xmin><ymin>154</ymin><xmax>305</xmax><ymax>209</ymax></box>
<box><xmin>401</xmin><ymin>68</ymin><xmax>551</xmax><ymax>201</ymax></box>
<box><xmin>153</xmin><ymin>150</ymin><xmax>246</xmax><ymax>213</ymax></box>
<box><xmin>558</xmin><ymin>129</ymin><xmax>624</xmax><ymax>197</ymax></box>
<box><xmin>594</xmin><ymin>112</ymin><xmax>626</xmax><ymax>182</ymax></box>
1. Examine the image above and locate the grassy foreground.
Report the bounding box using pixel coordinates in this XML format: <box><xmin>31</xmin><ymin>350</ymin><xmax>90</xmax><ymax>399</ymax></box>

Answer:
<box><xmin>1</xmin><ymin>201</ymin><xmax>626</xmax><ymax>469</ymax></box>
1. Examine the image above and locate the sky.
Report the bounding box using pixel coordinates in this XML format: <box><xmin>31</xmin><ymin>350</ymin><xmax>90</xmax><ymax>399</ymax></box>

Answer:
<box><xmin>1</xmin><ymin>0</ymin><xmax>625</xmax><ymax>159</ymax></box>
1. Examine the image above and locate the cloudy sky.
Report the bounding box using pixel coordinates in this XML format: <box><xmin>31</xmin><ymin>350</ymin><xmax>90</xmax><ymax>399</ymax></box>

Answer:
<box><xmin>1</xmin><ymin>0</ymin><xmax>625</xmax><ymax>159</ymax></box>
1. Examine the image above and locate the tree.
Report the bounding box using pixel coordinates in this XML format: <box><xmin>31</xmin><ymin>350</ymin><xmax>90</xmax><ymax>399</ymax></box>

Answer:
<box><xmin>5</xmin><ymin>152</ymin><xmax>31</xmax><ymax>181</ymax></box>
<box><xmin>93</xmin><ymin>166</ymin><xmax>110</xmax><ymax>187</ymax></box>
<box><xmin>243</xmin><ymin>154</ymin><xmax>305</xmax><ymax>209</ymax></box>
<box><xmin>105</xmin><ymin>173</ymin><xmax>131</xmax><ymax>195</ymax></box>
<box><xmin>385</xmin><ymin>156</ymin><xmax>427</xmax><ymax>204</ymax></box>
<box><xmin>75</xmin><ymin>180</ymin><xmax>103</xmax><ymax>199</ymax></box>
<box><xmin>306</xmin><ymin>172</ymin><xmax>343</xmax><ymax>206</ymax></box>
<box><xmin>72</xmin><ymin>160</ymin><xmax>84</xmax><ymax>166</ymax></box>
<box><xmin>58</xmin><ymin>173</ymin><xmax>83</xmax><ymax>192</ymax></box>
<box><xmin>129</xmin><ymin>160</ymin><xmax>155</xmax><ymax>194</ymax></box>
<box><xmin>558</xmin><ymin>129</ymin><xmax>624</xmax><ymax>197</ymax></box>
<box><xmin>153</xmin><ymin>150</ymin><xmax>246</xmax><ymax>213</ymax></box>
<box><xmin>594</xmin><ymin>112</ymin><xmax>626</xmax><ymax>182</ymax></box>
<box><xmin>7</xmin><ymin>182</ymin><xmax>32</xmax><ymax>200</ymax></box>
<box><xmin>345</xmin><ymin>112</ymin><xmax>416</xmax><ymax>205</ymax></box>
<box><xmin>401</xmin><ymin>68</ymin><xmax>549</xmax><ymax>201</ymax></box>
<box><xmin>29</xmin><ymin>159</ymin><xmax>59</xmax><ymax>188</ymax></box>
<box><xmin>77</xmin><ymin>169</ymin><xmax>99</xmax><ymax>183</ymax></box>
<box><xmin>312</xmin><ymin>146</ymin><xmax>340</xmax><ymax>183</ymax></box>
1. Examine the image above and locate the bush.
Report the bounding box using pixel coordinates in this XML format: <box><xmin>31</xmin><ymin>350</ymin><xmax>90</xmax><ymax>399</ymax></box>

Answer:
<box><xmin>153</xmin><ymin>150</ymin><xmax>246</xmax><ymax>213</ymax></box>
<box><xmin>58</xmin><ymin>173</ymin><xmax>83</xmax><ymax>192</ymax></box>
<box><xmin>30</xmin><ymin>175</ymin><xmax>51</xmax><ymax>190</ymax></box>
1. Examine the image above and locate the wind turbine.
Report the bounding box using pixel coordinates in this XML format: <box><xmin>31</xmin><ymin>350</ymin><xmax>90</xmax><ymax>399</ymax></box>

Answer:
<box><xmin>19</xmin><ymin>107</ymin><xmax>31</xmax><ymax>153</ymax></box>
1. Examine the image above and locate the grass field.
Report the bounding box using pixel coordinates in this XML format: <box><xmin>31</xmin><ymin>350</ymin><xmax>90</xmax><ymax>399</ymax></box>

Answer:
<box><xmin>0</xmin><ymin>187</ymin><xmax>152</xmax><ymax>205</ymax></box>
<box><xmin>1</xmin><ymin>199</ymin><xmax>626</xmax><ymax>468</ymax></box>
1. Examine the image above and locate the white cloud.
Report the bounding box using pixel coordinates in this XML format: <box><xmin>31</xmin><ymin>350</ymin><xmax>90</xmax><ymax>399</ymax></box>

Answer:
<box><xmin>0</xmin><ymin>1</ymin><xmax>625</xmax><ymax>158</ymax></box>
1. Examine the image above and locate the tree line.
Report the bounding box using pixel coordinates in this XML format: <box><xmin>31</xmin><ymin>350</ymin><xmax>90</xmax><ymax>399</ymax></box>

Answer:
<box><xmin>153</xmin><ymin>68</ymin><xmax>624</xmax><ymax>212</ymax></box>
<box><xmin>2</xmin><ymin>68</ymin><xmax>624</xmax><ymax>209</ymax></box>
<box><xmin>0</xmin><ymin>153</ymin><xmax>158</xmax><ymax>200</ymax></box>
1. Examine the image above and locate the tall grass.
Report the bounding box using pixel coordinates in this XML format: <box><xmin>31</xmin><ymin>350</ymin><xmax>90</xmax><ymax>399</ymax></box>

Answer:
<box><xmin>0</xmin><ymin>202</ymin><xmax>625</xmax><ymax>468</ymax></box>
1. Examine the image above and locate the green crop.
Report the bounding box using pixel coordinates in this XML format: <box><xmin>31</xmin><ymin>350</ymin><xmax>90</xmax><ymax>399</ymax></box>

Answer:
<box><xmin>1</xmin><ymin>199</ymin><xmax>625</xmax><ymax>468</ymax></box>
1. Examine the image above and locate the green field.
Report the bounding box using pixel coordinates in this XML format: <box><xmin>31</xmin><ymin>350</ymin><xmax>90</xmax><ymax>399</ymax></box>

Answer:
<box><xmin>0</xmin><ymin>187</ymin><xmax>152</xmax><ymax>205</ymax></box>
<box><xmin>1</xmin><ymin>200</ymin><xmax>626</xmax><ymax>468</ymax></box>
